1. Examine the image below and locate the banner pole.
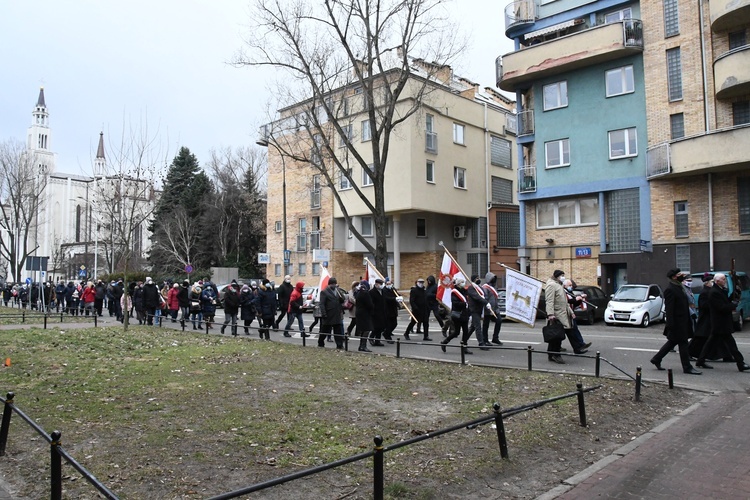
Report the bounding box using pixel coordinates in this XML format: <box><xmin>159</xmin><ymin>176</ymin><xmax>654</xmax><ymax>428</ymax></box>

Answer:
<box><xmin>365</xmin><ymin>258</ymin><xmax>418</xmax><ymax>323</ymax></box>
<box><xmin>441</xmin><ymin>243</ymin><xmax>496</xmax><ymax>318</ymax></box>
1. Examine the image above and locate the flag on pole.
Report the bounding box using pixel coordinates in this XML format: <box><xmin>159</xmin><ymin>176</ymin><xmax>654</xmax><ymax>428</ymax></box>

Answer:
<box><xmin>504</xmin><ymin>267</ymin><xmax>543</xmax><ymax>327</ymax></box>
<box><xmin>437</xmin><ymin>252</ymin><xmax>465</xmax><ymax>309</ymax></box>
<box><xmin>315</xmin><ymin>266</ymin><xmax>331</xmax><ymax>301</ymax></box>
<box><xmin>365</xmin><ymin>259</ymin><xmax>380</xmax><ymax>287</ymax></box>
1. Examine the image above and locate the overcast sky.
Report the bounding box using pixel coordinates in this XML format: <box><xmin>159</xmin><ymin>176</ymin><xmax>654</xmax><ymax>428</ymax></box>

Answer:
<box><xmin>0</xmin><ymin>1</ymin><xmax>513</xmax><ymax>176</ymax></box>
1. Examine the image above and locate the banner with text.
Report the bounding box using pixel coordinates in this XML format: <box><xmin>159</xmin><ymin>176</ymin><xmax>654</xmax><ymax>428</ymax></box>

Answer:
<box><xmin>504</xmin><ymin>268</ymin><xmax>543</xmax><ymax>327</ymax></box>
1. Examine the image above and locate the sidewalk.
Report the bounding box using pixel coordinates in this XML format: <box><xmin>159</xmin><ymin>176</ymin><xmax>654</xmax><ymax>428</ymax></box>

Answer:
<box><xmin>540</xmin><ymin>390</ymin><xmax>750</xmax><ymax>499</ymax></box>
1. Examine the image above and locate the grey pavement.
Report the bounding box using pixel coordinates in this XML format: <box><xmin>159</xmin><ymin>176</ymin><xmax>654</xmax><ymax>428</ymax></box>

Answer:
<box><xmin>2</xmin><ymin>312</ymin><xmax>750</xmax><ymax>499</ymax></box>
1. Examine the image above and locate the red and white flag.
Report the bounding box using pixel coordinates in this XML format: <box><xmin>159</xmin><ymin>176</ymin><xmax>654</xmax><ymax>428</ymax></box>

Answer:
<box><xmin>316</xmin><ymin>266</ymin><xmax>331</xmax><ymax>300</ymax></box>
<box><xmin>437</xmin><ymin>252</ymin><xmax>465</xmax><ymax>310</ymax></box>
<box><xmin>364</xmin><ymin>259</ymin><xmax>381</xmax><ymax>287</ymax></box>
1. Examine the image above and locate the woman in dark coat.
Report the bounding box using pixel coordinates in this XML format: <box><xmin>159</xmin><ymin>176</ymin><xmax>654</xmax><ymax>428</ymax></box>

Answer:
<box><xmin>200</xmin><ymin>286</ymin><xmax>218</xmax><ymax>329</ymax></box>
<box><xmin>689</xmin><ymin>277</ymin><xmax>731</xmax><ymax>361</ymax></box>
<box><xmin>355</xmin><ymin>280</ymin><xmax>374</xmax><ymax>352</ymax></box>
<box><xmin>239</xmin><ymin>285</ymin><xmax>257</xmax><ymax>335</ymax></box>
<box><xmin>255</xmin><ymin>280</ymin><xmax>277</xmax><ymax>340</ymax></box>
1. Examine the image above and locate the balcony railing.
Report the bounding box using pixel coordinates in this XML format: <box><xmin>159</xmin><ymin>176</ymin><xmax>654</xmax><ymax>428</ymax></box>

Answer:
<box><xmin>425</xmin><ymin>131</ymin><xmax>438</xmax><ymax>153</ymax></box>
<box><xmin>714</xmin><ymin>45</ymin><xmax>750</xmax><ymax>99</ymax></box>
<box><xmin>505</xmin><ymin>113</ymin><xmax>518</xmax><ymax>135</ymax></box>
<box><xmin>517</xmin><ymin>110</ymin><xmax>534</xmax><ymax>137</ymax></box>
<box><xmin>518</xmin><ymin>165</ymin><xmax>537</xmax><ymax>193</ymax></box>
<box><xmin>646</xmin><ymin>143</ymin><xmax>671</xmax><ymax>179</ymax></box>
<box><xmin>623</xmin><ymin>19</ymin><xmax>644</xmax><ymax>48</ymax></box>
<box><xmin>504</xmin><ymin>0</ymin><xmax>537</xmax><ymax>32</ymax></box>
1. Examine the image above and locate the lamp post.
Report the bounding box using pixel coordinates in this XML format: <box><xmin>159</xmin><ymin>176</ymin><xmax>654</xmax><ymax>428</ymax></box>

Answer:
<box><xmin>257</xmin><ymin>129</ymin><xmax>289</xmax><ymax>276</ymax></box>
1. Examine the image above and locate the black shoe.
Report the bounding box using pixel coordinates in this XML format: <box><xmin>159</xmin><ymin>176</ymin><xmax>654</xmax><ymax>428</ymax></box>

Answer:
<box><xmin>358</xmin><ymin>346</ymin><xmax>372</xmax><ymax>352</ymax></box>
<box><xmin>549</xmin><ymin>355</ymin><xmax>566</xmax><ymax>364</ymax></box>
<box><xmin>403</xmin><ymin>332</ymin><xmax>410</xmax><ymax>340</ymax></box>
<box><xmin>462</xmin><ymin>348</ymin><xmax>473</xmax><ymax>355</ymax></box>
<box><xmin>559</xmin><ymin>347</ymin><xmax>568</xmax><ymax>352</ymax></box>
<box><xmin>369</xmin><ymin>339</ymin><xmax>376</xmax><ymax>346</ymax></box>
<box><xmin>574</xmin><ymin>349</ymin><xmax>588</xmax><ymax>355</ymax></box>
<box><xmin>301</xmin><ymin>333</ymin><xmax>310</xmax><ymax>338</ymax></box>
<box><xmin>582</xmin><ymin>342</ymin><xmax>592</xmax><ymax>349</ymax></box>
<box><xmin>283</xmin><ymin>332</ymin><xmax>291</xmax><ymax>337</ymax></box>
<box><xmin>650</xmin><ymin>358</ymin><xmax>665</xmax><ymax>370</ymax></box>
<box><xmin>273</xmin><ymin>323</ymin><xmax>279</xmax><ymax>331</ymax></box>
<box><xmin>220</xmin><ymin>327</ymin><xmax>226</xmax><ymax>334</ymax></box>
<box><xmin>684</xmin><ymin>367</ymin><xmax>702</xmax><ymax>375</ymax></box>
<box><xmin>696</xmin><ymin>362</ymin><xmax>713</xmax><ymax>369</ymax></box>
<box><xmin>193</xmin><ymin>325</ymin><xmax>197</xmax><ymax>330</ymax></box>
<box><xmin>441</xmin><ymin>340</ymin><xmax>447</xmax><ymax>353</ymax></box>
<box><xmin>386</xmin><ymin>340</ymin><xmax>395</xmax><ymax>344</ymax></box>
<box><xmin>491</xmin><ymin>339</ymin><xmax>503</xmax><ymax>345</ymax></box>
<box><xmin>738</xmin><ymin>363</ymin><xmax>750</xmax><ymax>372</ymax></box>
<box><xmin>423</xmin><ymin>337</ymin><xmax>433</xmax><ymax>342</ymax></box>
<box><xmin>479</xmin><ymin>346</ymin><xmax>490</xmax><ymax>351</ymax></box>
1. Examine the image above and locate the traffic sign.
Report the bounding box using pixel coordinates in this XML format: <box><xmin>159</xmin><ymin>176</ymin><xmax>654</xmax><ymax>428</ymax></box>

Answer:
<box><xmin>25</xmin><ymin>277</ymin><xmax>32</xmax><ymax>285</ymax></box>
<box><xmin>283</xmin><ymin>249</ymin><xmax>291</xmax><ymax>264</ymax></box>
<box><xmin>185</xmin><ymin>264</ymin><xmax>194</xmax><ymax>274</ymax></box>
<box><xmin>79</xmin><ymin>269</ymin><xmax>87</xmax><ymax>277</ymax></box>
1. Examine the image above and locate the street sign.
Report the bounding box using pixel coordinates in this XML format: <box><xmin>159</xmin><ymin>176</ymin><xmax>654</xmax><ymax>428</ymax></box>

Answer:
<box><xmin>283</xmin><ymin>249</ymin><xmax>291</xmax><ymax>264</ymax></box>
<box><xmin>258</xmin><ymin>253</ymin><xmax>271</xmax><ymax>264</ymax></box>
<box><xmin>575</xmin><ymin>247</ymin><xmax>592</xmax><ymax>258</ymax></box>
<box><xmin>79</xmin><ymin>269</ymin><xmax>87</xmax><ymax>277</ymax></box>
<box><xmin>185</xmin><ymin>264</ymin><xmax>194</xmax><ymax>274</ymax></box>
<box><xmin>25</xmin><ymin>277</ymin><xmax>32</xmax><ymax>285</ymax></box>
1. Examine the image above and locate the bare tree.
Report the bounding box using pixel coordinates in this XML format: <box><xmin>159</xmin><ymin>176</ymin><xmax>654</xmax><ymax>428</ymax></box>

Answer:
<box><xmin>150</xmin><ymin>206</ymin><xmax>201</xmax><ymax>270</ymax></box>
<box><xmin>237</xmin><ymin>0</ymin><xmax>463</xmax><ymax>272</ymax></box>
<box><xmin>0</xmin><ymin>139</ymin><xmax>48</xmax><ymax>282</ymax></box>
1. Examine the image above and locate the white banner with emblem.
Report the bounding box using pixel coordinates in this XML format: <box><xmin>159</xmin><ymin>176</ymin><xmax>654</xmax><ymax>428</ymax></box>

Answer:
<box><xmin>504</xmin><ymin>267</ymin><xmax>543</xmax><ymax>327</ymax></box>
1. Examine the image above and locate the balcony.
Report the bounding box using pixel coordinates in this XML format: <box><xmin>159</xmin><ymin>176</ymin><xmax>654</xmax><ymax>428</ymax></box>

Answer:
<box><xmin>517</xmin><ymin>109</ymin><xmax>534</xmax><ymax>137</ymax></box>
<box><xmin>505</xmin><ymin>0</ymin><xmax>537</xmax><ymax>34</ymax></box>
<box><xmin>518</xmin><ymin>165</ymin><xmax>537</xmax><ymax>193</ymax></box>
<box><xmin>668</xmin><ymin>126</ymin><xmax>750</xmax><ymax>177</ymax></box>
<box><xmin>505</xmin><ymin>112</ymin><xmax>518</xmax><ymax>135</ymax></box>
<box><xmin>646</xmin><ymin>143</ymin><xmax>671</xmax><ymax>179</ymax></box>
<box><xmin>710</xmin><ymin>0</ymin><xmax>750</xmax><ymax>32</ymax></box>
<box><xmin>714</xmin><ymin>46</ymin><xmax>750</xmax><ymax>99</ymax></box>
<box><xmin>497</xmin><ymin>20</ymin><xmax>644</xmax><ymax>92</ymax></box>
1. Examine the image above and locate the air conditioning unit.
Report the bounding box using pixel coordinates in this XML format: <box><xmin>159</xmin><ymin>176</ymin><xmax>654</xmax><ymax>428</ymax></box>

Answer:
<box><xmin>453</xmin><ymin>225</ymin><xmax>466</xmax><ymax>239</ymax></box>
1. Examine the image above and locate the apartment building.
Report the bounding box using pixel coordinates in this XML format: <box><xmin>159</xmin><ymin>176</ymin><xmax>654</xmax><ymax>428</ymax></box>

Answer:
<box><xmin>261</xmin><ymin>62</ymin><xmax>518</xmax><ymax>288</ymax></box>
<box><xmin>498</xmin><ymin>0</ymin><xmax>649</xmax><ymax>292</ymax></box>
<box><xmin>642</xmin><ymin>0</ymin><xmax>750</xmax><ymax>276</ymax></box>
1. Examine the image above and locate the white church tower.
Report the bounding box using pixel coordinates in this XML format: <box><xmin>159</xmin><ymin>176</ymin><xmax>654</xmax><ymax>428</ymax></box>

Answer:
<box><xmin>94</xmin><ymin>132</ymin><xmax>106</xmax><ymax>175</ymax></box>
<box><xmin>26</xmin><ymin>87</ymin><xmax>56</xmax><ymax>174</ymax></box>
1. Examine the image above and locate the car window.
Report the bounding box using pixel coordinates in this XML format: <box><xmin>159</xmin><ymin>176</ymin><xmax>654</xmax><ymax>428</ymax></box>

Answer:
<box><xmin>614</xmin><ymin>286</ymin><xmax>647</xmax><ymax>301</ymax></box>
<box><xmin>648</xmin><ymin>286</ymin><xmax>660</xmax><ymax>297</ymax></box>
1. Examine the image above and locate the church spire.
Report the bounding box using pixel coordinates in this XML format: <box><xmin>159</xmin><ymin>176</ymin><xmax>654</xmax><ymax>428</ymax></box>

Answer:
<box><xmin>94</xmin><ymin>132</ymin><xmax>106</xmax><ymax>175</ymax></box>
<box><xmin>36</xmin><ymin>87</ymin><xmax>46</xmax><ymax>108</ymax></box>
<box><xmin>96</xmin><ymin>132</ymin><xmax>105</xmax><ymax>159</ymax></box>
<box><xmin>28</xmin><ymin>87</ymin><xmax>55</xmax><ymax>173</ymax></box>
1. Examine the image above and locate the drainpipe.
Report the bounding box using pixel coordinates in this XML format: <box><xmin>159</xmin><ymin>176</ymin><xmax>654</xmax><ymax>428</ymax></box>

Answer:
<box><xmin>484</xmin><ymin>102</ymin><xmax>491</xmax><ymax>273</ymax></box>
<box><xmin>699</xmin><ymin>0</ymin><xmax>714</xmax><ymax>270</ymax></box>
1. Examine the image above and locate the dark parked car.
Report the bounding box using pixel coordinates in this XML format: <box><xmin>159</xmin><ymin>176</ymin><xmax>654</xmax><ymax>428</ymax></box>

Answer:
<box><xmin>571</xmin><ymin>285</ymin><xmax>609</xmax><ymax>324</ymax></box>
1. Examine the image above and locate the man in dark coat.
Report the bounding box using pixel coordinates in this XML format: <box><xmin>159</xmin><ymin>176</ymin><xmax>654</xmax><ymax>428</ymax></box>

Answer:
<box><xmin>696</xmin><ymin>273</ymin><xmax>750</xmax><ymax>371</ymax></box>
<box><xmin>94</xmin><ymin>280</ymin><xmax>107</xmax><ymax>316</ymax></box>
<box><xmin>650</xmin><ymin>268</ymin><xmax>701</xmax><ymax>374</ymax></box>
<box><xmin>221</xmin><ymin>285</ymin><xmax>240</xmax><ymax>335</ymax></box>
<box><xmin>368</xmin><ymin>278</ymin><xmax>386</xmax><ymax>347</ymax></box>
<box><xmin>425</xmin><ymin>275</ymin><xmax>444</xmax><ymax>330</ymax></box>
<box><xmin>382</xmin><ymin>277</ymin><xmax>402</xmax><ymax>343</ymax></box>
<box><xmin>111</xmin><ymin>279</ymin><xmax>124</xmax><ymax>321</ymax></box>
<box><xmin>404</xmin><ymin>278</ymin><xmax>430</xmax><ymax>341</ymax></box>
<box><xmin>255</xmin><ymin>279</ymin><xmax>277</xmax><ymax>340</ymax></box>
<box><xmin>355</xmin><ymin>280</ymin><xmax>374</xmax><ymax>352</ymax></box>
<box><xmin>274</xmin><ymin>275</ymin><xmax>293</xmax><ymax>330</ymax></box>
<box><xmin>318</xmin><ymin>277</ymin><xmax>345</xmax><ymax>349</ymax></box>
<box><xmin>141</xmin><ymin>277</ymin><xmax>162</xmax><ymax>326</ymax></box>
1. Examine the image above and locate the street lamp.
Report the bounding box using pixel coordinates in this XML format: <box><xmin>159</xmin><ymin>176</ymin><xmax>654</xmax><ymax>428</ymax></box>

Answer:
<box><xmin>257</xmin><ymin>129</ymin><xmax>289</xmax><ymax>276</ymax></box>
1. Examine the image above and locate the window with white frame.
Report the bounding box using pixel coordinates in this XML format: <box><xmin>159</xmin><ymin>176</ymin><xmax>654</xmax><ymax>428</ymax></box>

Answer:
<box><xmin>312</xmin><ymin>133</ymin><xmax>323</xmax><ymax>165</ymax></box>
<box><xmin>361</xmin><ymin>120</ymin><xmax>372</xmax><ymax>142</ymax></box>
<box><xmin>362</xmin><ymin>216</ymin><xmax>373</xmax><ymax>236</ymax></box>
<box><xmin>298</xmin><ymin>263</ymin><xmax>307</xmax><ymax>276</ymax></box>
<box><xmin>609</xmin><ymin>128</ymin><xmax>637</xmax><ymax>159</ymax></box>
<box><xmin>274</xmin><ymin>221</ymin><xmax>282</xmax><ymax>232</ymax></box>
<box><xmin>339</xmin><ymin>124</ymin><xmax>353</xmax><ymax>147</ymax></box>
<box><xmin>362</xmin><ymin>164</ymin><xmax>374</xmax><ymax>186</ymax></box>
<box><xmin>605</xmin><ymin>66</ymin><xmax>634</xmax><ymax>97</ymax></box>
<box><xmin>543</xmin><ymin>81</ymin><xmax>568</xmax><ymax>110</ymax></box>
<box><xmin>312</xmin><ymin>262</ymin><xmax>321</xmax><ymax>276</ymax></box>
<box><xmin>417</xmin><ymin>218</ymin><xmax>427</xmax><ymax>237</ymax></box>
<box><xmin>453</xmin><ymin>123</ymin><xmax>465</xmax><ymax>145</ymax></box>
<box><xmin>605</xmin><ymin>7</ymin><xmax>631</xmax><ymax>23</ymax></box>
<box><xmin>426</xmin><ymin>160</ymin><xmax>435</xmax><ymax>183</ymax></box>
<box><xmin>453</xmin><ymin>167</ymin><xmax>466</xmax><ymax>189</ymax></box>
<box><xmin>311</xmin><ymin>174</ymin><xmax>321</xmax><ymax>208</ymax></box>
<box><xmin>339</xmin><ymin>168</ymin><xmax>352</xmax><ymax>189</ymax></box>
<box><xmin>536</xmin><ymin>197</ymin><xmax>599</xmax><ymax>228</ymax></box>
<box><xmin>425</xmin><ymin>113</ymin><xmax>437</xmax><ymax>153</ymax></box>
<box><xmin>274</xmin><ymin>264</ymin><xmax>281</xmax><ymax>276</ymax></box>
<box><xmin>545</xmin><ymin>139</ymin><xmax>570</xmax><ymax>168</ymax></box>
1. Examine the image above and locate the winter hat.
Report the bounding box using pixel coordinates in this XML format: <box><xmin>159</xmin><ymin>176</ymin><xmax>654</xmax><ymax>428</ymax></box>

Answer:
<box><xmin>553</xmin><ymin>270</ymin><xmax>565</xmax><ymax>279</ymax></box>
<box><xmin>375</xmin><ymin>278</ymin><xmax>384</xmax><ymax>284</ymax></box>
<box><xmin>241</xmin><ymin>285</ymin><xmax>250</xmax><ymax>292</ymax></box>
<box><xmin>359</xmin><ymin>280</ymin><xmax>370</xmax><ymax>291</ymax></box>
<box><xmin>702</xmin><ymin>272</ymin><xmax>714</xmax><ymax>283</ymax></box>
<box><xmin>329</xmin><ymin>277</ymin><xmax>338</xmax><ymax>285</ymax></box>
<box><xmin>251</xmin><ymin>281</ymin><xmax>257</xmax><ymax>287</ymax></box>
<box><xmin>666</xmin><ymin>268</ymin><xmax>681</xmax><ymax>279</ymax></box>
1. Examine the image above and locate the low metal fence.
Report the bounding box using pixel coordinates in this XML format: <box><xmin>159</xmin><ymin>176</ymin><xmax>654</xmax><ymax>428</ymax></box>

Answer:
<box><xmin>0</xmin><ymin>310</ymin><xmax>99</xmax><ymax>328</ymax></box>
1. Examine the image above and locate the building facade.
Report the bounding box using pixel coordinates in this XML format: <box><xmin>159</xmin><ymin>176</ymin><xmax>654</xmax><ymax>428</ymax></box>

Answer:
<box><xmin>262</xmin><ymin>64</ymin><xmax>518</xmax><ymax>288</ymax></box>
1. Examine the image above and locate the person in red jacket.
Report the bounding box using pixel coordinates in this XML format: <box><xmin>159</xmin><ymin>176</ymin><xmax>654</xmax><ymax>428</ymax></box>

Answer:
<box><xmin>282</xmin><ymin>281</ymin><xmax>308</xmax><ymax>337</ymax></box>
<box><xmin>81</xmin><ymin>282</ymin><xmax>96</xmax><ymax>316</ymax></box>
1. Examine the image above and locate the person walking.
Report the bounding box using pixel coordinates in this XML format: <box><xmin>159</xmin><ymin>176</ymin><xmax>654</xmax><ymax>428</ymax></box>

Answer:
<box><xmin>81</xmin><ymin>282</ymin><xmax>96</xmax><ymax>316</ymax></box>
<box><xmin>440</xmin><ymin>278</ymin><xmax>472</xmax><ymax>355</ymax></box>
<box><xmin>167</xmin><ymin>283</ymin><xmax>180</xmax><ymax>322</ymax></box>
<box><xmin>274</xmin><ymin>275</ymin><xmax>293</xmax><ymax>330</ymax></box>
<box><xmin>696</xmin><ymin>273</ymin><xmax>750</xmax><ymax>372</ymax></box>
<box><xmin>142</xmin><ymin>277</ymin><xmax>162</xmax><ymax>326</ymax></box>
<box><xmin>382</xmin><ymin>277</ymin><xmax>401</xmax><ymax>344</ymax></box>
<box><xmin>239</xmin><ymin>285</ymin><xmax>257</xmax><ymax>335</ymax></box>
<box><xmin>256</xmin><ymin>279</ymin><xmax>277</xmax><ymax>340</ymax></box>
<box><xmin>368</xmin><ymin>278</ymin><xmax>386</xmax><ymax>346</ymax></box>
<box><xmin>282</xmin><ymin>281</ymin><xmax>307</xmax><ymax>337</ymax></box>
<box><xmin>562</xmin><ymin>279</ymin><xmax>591</xmax><ymax>354</ymax></box>
<box><xmin>55</xmin><ymin>280</ymin><xmax>66</xmax><ymax>312</ymax></box>
<box><xmin>177</xmin><ymin>280</ymin><xmax>191</xmax><ymax>324</ymax></box>
<box><xmin>317</xmin><ymin>277</ymin><xmax>345</xmax><ymax>349</ymax></box>
<box><xmin>404</xmin><ymin>278</ymin><xmax>430</xmax><ymax>341</ymax></box>
<box><xmin>344</xmin><ymin>281</ymin><xmax>358</xmax><ymax>336</ymax></box>
<box><xmin>355</xmin><ymin>280</ymin><xmax>374</xmax><ymax>352</ymax></box>
<box><xmin>467</xmin><ymin>274</ymin><xmax>490</xmax><ymax>350</ymax></box>
<box><xmin>189</xmin><ymin>283</ymin><xmax>203</xmax><ymax>329</ymax></box>
<box><xmin>221</xmin><ymin>285</ymin><xmax>240</xmax><ymax>335</ymax></box>
<box><xmin>482</xmin><ymin>272</ymin><xmax>504</xmax><ymax>346</ymax></box>
<box><xmin>94</xmin><ymin>280</ymin><xmax>106</xmax><ymax>316</ymax></box>
<box><xmin>425</xmin><ymin>275</ymin><xmax>445</xmax><ymax>333</ymax></box>
<box><xmin>688</xmin><ymin>274</ymin><xmax>729</xmax><ymax>360</ymax></box>
<box><xmin>650</xmin><ymin>268</ymin><xmax>702</xmax><ymax>374</ymax></box>
<box><xmin>200</xmin><ymin>285</ymin><xmax>218</xmax><ymax>330</ymax></box>
<box><xmin>545</xmin><ymin>270</ymin><xmax>571</xmax><ymax>364</ymax></box>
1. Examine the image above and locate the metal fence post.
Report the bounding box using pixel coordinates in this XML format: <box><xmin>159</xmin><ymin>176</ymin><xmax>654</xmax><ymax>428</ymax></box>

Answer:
<box><xmin>493</xmin><ymin>403</ymin><xmax>509</xmax><ymax>459</ymax></box>
<box><xmin>635</xmin><ymin>366</ymin><xmax>642</xmax><ymax>401</ymax></box>
<box><xmin>595</xmin><ymin>351</ymin><xmax>601</xmax><ymax>377</ymax></box>
<box><xmin>50</xmin><ymin>430</ymin><xmax>62</xmax><ymax>500</ymax></box>
<box><xmin>527</xmin><ymin>345</ymin><xmax>533</xmax><ymax>371</ymax></box>
<box><xmin>460</xmin><ymin>343</ymin><xmax>466</xmax><ymax>365</ymax></box>
<box><xmin>373</xmin><ymin>435</ymin><xmax>384</xmax><ymax>500</ymax></box>
<box><xmin>44</xmin><ymin>314</ymin><xmax>48</xmax><ymax>330</ymax></box>
<box><xmin>94</xmin><ymin>314</ymin><xmax>98</xmax><ymax>327</ymax></box>
<box><xmin>396</xmin><ymin>338</ymin><xmax>400</xmax><ymax>358</ymax></box>
<box><xmin>667</xmin><ymin>368</ymin><xmax>674</xmax><ymax>389</ymax></box>
<box><xmin>0</xmin><ymin>392</ymin><xmax>15</xmax><ymax>456</ymax></box>
<box><xmin>576</xmin><ymin>383</ymin><xmax>587</xmax><ymax>427</ymax></box>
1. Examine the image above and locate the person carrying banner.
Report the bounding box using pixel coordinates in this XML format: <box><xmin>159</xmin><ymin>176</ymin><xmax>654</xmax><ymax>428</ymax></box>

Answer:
<box><xmin>382</xmin><ymin>277</ymin><xmax>401</xmax><ymax>343</ymax></box>
<box><xmin>440</xmin><ymin>278</ymin><xmax>473</xmax><ymax>355</ymax></box>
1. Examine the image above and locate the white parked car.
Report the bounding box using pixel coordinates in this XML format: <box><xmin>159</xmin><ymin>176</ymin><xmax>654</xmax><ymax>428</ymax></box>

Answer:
<box><xmin>604</xmin><ymin>284</ymin><xmax>665</xmax><ymax>328</ymax></box>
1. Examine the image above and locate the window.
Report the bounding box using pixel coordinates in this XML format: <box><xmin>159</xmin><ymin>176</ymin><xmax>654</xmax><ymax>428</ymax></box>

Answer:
<box><xmin>453</xmin><ymin>123</ymin><xmax>465</xmax><ymax>145</ymax></box>
<box><xmin>605</xmin><ymin>7</ymin><xmax>631</xmax><ymax>23</ymax></box>
<box><xmin>536</xmin><ymin>197</ymin><xmax>599</xmax><ymax>228</ymax></box>
<box><xmin>739</xmin><ymin>177</ymin><xmax>750</xmax><ymax>234</ymax></box>
<box><xmin>471</xmin><ymin>217</ymin><xmax>488</xmax><ymax>248</ymax></box>
<box><xmin>274</xmin><ymin>264</ymin><xmax>281</xmax><ymax>276</ymax></box>
<box><xmin>496</xmin><ymin>211</ymin><xmax>520</xmax><ymax>247</ymax></box>
<box><xmin>733</xmin><ymin>101</ymin><xmax>750</xmax><ymax>126</ymax></box>
<box><xmin>362</xmin><ymin>164</ymin><xmax>374</xmax><ymax>186</ymax></box>
<box><xmin>297</xmin><ymin>218</ymin><xmax>307</xmax><ymax>251</ymax></box>
<box><xmin>609</xmin><ymin>128</ymin><xmax>637</xmax><ymax>159</ymax></box>
<box><xmin>362</xmin><ymin>216</ymin><xmax>373</xmax><ymax>236</ymax></box>
<box><xmin>543</xmin><ymin>81</ymin><xmax>568</xmax><ymax>110</ymax></box>
<box><xmin>426</xmin><ymin>160</ymin><xmax>435</xmax><ymax>183</ymax></box>
<box><xmin>606</xmin><ymin>66</ymin><xmax>634</xmax><ymax>97</ymax></box>
<box><xmin>312</xmin><ymin>133</ymin><xmax>323</xmax><ymax>165</ymax></box>
<box><xmin>416</xmin><ymin>218</ymin><xmax>427</xmax><ymax>237</ymax></box>
<box><xmin>311</xmin><ymin>174</ymin><xmax>321</xmax><ymax>208</ymax></box>
<box><xmin>490</xmin><ymin>136</ymin><xmax>512</xmax><ymax>168</ymax></box>
<box><xmin>361</xmin><ymin>120</ymin><xmax>372</xmax><ymax>142</ymax></box>
<box><xmin>664</xmin><ymin>0</ymin><xmax>679</xmax><ymax>37</ymax></box>
<box><xmin>298</xmin><ymin>263</ymin><xmax>307</xmax><ymax>276</ymax></box>
<box><xmin>339</xmin><ymin>124</ymin><xmax>353</xmax><ymax>147</ymax></box>
<box><xmin>426</xmin><ymin>113</ymin><xmax>437</xmax><ymax>153</ymax></box>
<box><xmin>339</xmin><ymin>168</ymin><xmax>352</xmax><ymax>189</ymax></box>
<box><xmin>729</xmin><ymin>30</ymin><xmax>747</xmax><ymax>50</ymax></box>
<box><xmin>675</xmin><ymin>245</ymin><xmax>691</xmax><ymax>271</ymax></box>
<box><xmin>466</xmin><ymin>253</ymin><xmax>488</xmax><ymax>280</ymax></box>
<box><xmin>491</xmin><ymin>176</ymin><xmax>513</xmax><ymax>204</ymax></box>
<box><xmin>317</xmin><ymin>104</ymin><xmax>328</xmax><ymax>124</ymax></box>
<box><xmin>453</xmin><ymin>167</ymin><xmax>466</xmax><ymax>189</ymax></box>
<box><xmin>674</xmin><ymin>201</ymin><xmax>688</xmax><ymax>237</ymax></box>
<box><xmin>311</xmin><ymin>216</ymin><xmax>320</xmax><ymax>232</ymax></box>
<box><xmin>287</xmin><ymin>264</ymin><xmax>295</xmax><ymax>275</ymax></box>
<box><xmin>545</xmin><ymin>139</ymin><xmax>570</xmax><ymax>168</ymax></box>
<box><xmin>274</xmin><ymin>221</ymin><xmax>282</xmax><ymax>232</ymax></box>
<box><xmin>312</xmin><ymin>262</ymin><xmax>321</xmax><ymax>276</ymax></box>
<box><xmin>670</xmin><ymin>113</ymin><xmax>685</xmax><ymax>139</ymax></box>
<box><xmin>666</xmin><ymin>48</ymin><xmax>683</xmax><ymax>101</ymax></box>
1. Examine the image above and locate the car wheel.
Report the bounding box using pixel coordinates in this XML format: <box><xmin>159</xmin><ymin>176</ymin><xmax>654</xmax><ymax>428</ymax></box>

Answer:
<box><xmin>640</xmin><ymin>313</ymin><xmax>650</xmax><ymax>328</ymax></box>
<box><xmin>735</xmin><ymin>311</ymin><xmax>744</xmax><ymax>332</ymax></box>
<box><xmin>587</xmin><ymin>309</ymin><xmax>595</xmax><ymax>325</ymax></box>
